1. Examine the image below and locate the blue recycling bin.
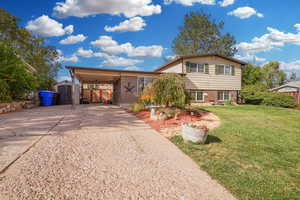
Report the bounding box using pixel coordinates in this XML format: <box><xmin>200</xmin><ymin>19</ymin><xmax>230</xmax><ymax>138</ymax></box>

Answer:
<box><xmin>39</xmin><ymin>90</ymin><xmax>54</xmax><ymax>106</ymax></box>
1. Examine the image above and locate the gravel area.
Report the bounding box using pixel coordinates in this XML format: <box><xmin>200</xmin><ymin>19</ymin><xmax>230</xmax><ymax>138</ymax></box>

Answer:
<box><xmin>0</xmin><ymin>105</ymin><xmax>235</xmax><ymax>200</ymax></box>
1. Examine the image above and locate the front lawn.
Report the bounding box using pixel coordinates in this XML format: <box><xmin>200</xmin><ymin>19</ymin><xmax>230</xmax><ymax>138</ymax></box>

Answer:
<box><xmin>170</xmin><ymin>105</ymin><xmax>300</xmax><ymax>200</ymax></box>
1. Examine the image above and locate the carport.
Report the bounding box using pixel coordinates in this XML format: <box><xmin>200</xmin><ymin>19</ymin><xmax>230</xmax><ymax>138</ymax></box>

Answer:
<box><xmin>66</xmin><ymin>66</ymin><xmax>161</xmax><ymax>107</ymax></box>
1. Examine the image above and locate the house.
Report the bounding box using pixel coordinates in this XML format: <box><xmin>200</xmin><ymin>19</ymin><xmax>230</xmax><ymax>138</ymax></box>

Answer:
<box><xmin>271</xmin><ymin>80</ymin><xmax>300</xmax><ymax>103</ymax></box>
<box><xmin>66</xmin><ymin>54</ymin><xmax>246</xmax><ymax>106</ymax></box>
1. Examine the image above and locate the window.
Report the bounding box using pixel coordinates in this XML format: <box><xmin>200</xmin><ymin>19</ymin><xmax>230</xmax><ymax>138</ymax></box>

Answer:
<box><xmin>215</xmin><ymin>65</ymin><xmax>235</xmax><ymax>75</ymax></box>
<box><xmin>186</xmin><ymin>62</ymin><xmax>209</xmax><ymax>74</ymax></box>
<box><xmin>190</xmin><ymin>91</ymin><xmax>204</xmax><ymax>101</ymax></box>
<box><xmin>137</xmin><ymin>77</ymin><xmax>153</xmax><ymax>95</ymax></box>
<box><xmin>218</xmin><ymin>91</ymin><xmax>230</xmax><ymax>101</ymax></box>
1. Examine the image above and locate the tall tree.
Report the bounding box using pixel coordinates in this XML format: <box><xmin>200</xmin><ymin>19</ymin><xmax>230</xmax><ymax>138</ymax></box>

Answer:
<box><xmin>261</xmin><ymin>61</ymin><xmax>287</xmax><ymax>88</ymax></box>
<box><xmin>242</xmin><ymin>64</ymin><xmax>263</xmax><ymax>86</ymax></box>
<box><xmin>0</xmin><ymin>42</ymin><xmax>38</xmax><ymax>100</ymax></box>
<box><xmin>172</xmin><ymin>11</ymin><xmax>237</xmax><ymax>57</ymax></box>
<box><xmin>0</xmin><ymin>8</ymin><xmax>61</xmax><ymax>90</ymax></box>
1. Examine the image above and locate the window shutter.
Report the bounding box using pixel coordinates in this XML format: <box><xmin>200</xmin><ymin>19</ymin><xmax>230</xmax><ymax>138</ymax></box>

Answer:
<box><xmin>231</xmin><ymin>65</ymin><xmax>235</xmax><ymax>76</ymax></box>
<box><xmin>205</xmin><ymin>64</ymin><xmax>209</xmax><ymax>74</ymax></box>
<box><xmin>215</xmin><ymin>65</ymin><xmax>218</xmax><ymax>75</ymax></box>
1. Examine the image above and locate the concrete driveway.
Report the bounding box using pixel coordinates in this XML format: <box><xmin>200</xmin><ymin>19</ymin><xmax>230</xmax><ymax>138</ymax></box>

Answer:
<box><xmin>0</xmin><ymin>105</ymin><xmax>235</xmax><ymax>200</ymax></box>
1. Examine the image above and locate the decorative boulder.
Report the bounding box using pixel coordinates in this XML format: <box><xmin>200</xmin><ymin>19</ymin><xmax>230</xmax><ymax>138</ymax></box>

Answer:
<box><xmin>181</xmin><ymin>123</ymin><xmax>208</xmax><ymax>144</ymax></box>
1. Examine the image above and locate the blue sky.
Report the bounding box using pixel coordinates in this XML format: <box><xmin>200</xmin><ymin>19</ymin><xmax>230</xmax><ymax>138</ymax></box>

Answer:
<box><xmin>2</xmin><ymin>0</ymin><xmax>300</xmax><ymax>81</ymax></box>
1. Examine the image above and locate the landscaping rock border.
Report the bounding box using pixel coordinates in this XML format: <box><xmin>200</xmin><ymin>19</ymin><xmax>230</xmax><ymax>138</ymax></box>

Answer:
<box><xmin>0</xmin><ymin>101</ymin><xmax>36</xmax><ymax>114</ymax></box>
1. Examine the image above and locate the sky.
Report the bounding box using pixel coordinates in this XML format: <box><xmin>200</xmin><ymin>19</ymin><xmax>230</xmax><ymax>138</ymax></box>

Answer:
<box><xmin>2</xmin><ymin>0</ymin><xmax>300</xmax><ymax>81</ymax></box>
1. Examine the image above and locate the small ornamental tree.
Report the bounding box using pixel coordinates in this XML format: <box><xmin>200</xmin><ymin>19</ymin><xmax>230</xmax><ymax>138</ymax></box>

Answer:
<box><xmin>151</xmin><ymin>73</ymin><xmax>186</xmax><ymax>107</ymax></box>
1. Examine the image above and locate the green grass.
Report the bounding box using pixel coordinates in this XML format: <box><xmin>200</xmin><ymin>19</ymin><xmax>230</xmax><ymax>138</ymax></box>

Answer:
<box><xmin>170</xmin><ymin>105</ymin><xmax>300</xmax><ymax>200</ymax></box>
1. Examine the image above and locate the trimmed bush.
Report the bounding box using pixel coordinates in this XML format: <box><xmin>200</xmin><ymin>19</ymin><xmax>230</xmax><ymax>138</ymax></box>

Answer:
<box><xmin>261</xmin><ymin>92</ymin><xmax>298</xmax><ymax>108</ymax></box>
<box><xmin>241</xmin><ymin>84</ymin><xmax>298</xmax><ymax>108</ymax></box>
<box><xmin>241</xmin><ymin>84</ymin><xmax>267</xmax><ymax>105</ymax></box>
<box><xmin>131</xmin><ymin>102</ymin><xmax>146</xmax><ymax>112</ymax></box>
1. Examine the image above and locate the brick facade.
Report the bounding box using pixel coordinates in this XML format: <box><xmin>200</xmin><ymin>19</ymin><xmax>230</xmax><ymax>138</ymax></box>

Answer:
<box><xmin>190</xmin><ymin>90</ymin><xmax>238</xmax><ymax>104</ymax></box>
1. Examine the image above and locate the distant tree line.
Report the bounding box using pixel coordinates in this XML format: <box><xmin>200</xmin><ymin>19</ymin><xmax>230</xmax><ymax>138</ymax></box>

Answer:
<box><xmin>0</xmin><ymin>8</ymin><xmax>61</xmax><ymax>102</ymax></box>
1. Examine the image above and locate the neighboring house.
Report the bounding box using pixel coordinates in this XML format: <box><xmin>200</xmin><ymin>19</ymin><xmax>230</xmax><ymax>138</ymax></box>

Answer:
<box><xmin>66</xmin><ymin>54</ymin><xmax>246</xmax><ymax>106</ymax></box>
<box><xmin>271</xmin><ymin>81</ymin><xmax>300</xmax><ymax>103</ymax></box>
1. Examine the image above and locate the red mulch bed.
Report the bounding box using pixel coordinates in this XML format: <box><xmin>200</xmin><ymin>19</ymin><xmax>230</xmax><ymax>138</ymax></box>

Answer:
<box><xmin>132</xmin><ymin>110</ymin><xmax>201</xmax><ymax>132</ymax></box>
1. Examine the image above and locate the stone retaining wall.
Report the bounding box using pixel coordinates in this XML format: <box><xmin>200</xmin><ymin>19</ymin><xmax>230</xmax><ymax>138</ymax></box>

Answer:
<box><xmin>0</xmin><ymin>101</ymin><xmax>36</xmax><ymax>114</ymax></box>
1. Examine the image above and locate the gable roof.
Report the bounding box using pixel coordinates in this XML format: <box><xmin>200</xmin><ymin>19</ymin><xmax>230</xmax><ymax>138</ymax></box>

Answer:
<box><xmin>154</xmin><ymin>53</ymin><xmax>248</xmax><ymax>72</ymax></box>
<box><xmin>272</xmin><ymin>80</ymin><xmax>300</xmax><ymax>91</ymax></box>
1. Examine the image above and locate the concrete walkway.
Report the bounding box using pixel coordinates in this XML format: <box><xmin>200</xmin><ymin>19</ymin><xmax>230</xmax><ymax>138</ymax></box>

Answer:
<box><xmin>0</xmin><ymin>105</ymin><xmax>236</xmax><ymax>200</ymax></box>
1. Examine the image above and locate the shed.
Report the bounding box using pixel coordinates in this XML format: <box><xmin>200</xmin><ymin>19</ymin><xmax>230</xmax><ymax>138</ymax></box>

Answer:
<box><xmin>54</xmin><ymin>81</ymin><xmax>80</xmax><ymax>105</ymax></box>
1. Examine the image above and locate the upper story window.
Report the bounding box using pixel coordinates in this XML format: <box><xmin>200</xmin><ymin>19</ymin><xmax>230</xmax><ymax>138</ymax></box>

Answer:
<box><xmin>215</xmin><ymin>65</ymin><xmax>235</xmax><ymax>76</ymax></box>
<box><xmin>186</xmin><ymin>62</ymin><xmax>209</xmax><ymax>74</ymax></box>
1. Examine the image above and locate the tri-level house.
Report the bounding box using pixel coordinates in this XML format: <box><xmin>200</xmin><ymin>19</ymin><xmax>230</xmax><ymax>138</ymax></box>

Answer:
<box><xmin>66</xmin><ymin>54</ymin><xmax>247</xmax><ymax>106</ymax></box>
<box><xmin>154</xmin><ymin>54</ymin><xmax>247</xmax><ymax>103</ymax></box>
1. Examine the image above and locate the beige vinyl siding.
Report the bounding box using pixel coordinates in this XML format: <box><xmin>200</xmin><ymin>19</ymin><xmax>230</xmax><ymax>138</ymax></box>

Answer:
<box><xmin>183</xmin><ymin>56</ymin><xmax>242</xmax><ymax>90</ymax></box>
<box><xmin>161</xmin><ymin>61</ymin><xmax>183</xmax><ymax>73</ymax></box>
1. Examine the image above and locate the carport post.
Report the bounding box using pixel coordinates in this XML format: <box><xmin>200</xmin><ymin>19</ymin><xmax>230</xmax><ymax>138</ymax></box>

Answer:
<box><xmin>70</xmin><ymin>69</ymin><xmax>76</xmax><ymax>109</ymax></box>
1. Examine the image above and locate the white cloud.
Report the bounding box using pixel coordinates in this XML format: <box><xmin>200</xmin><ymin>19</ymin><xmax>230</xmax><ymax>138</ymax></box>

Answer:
<box><xmin>59</xmin><ymin>34</ymin><xmax>87</xmax><ymax>44</ymax></box>
<box><xmin>165</xmin><ymin>55</ymin><xmax>179</xmax><ymax>61</ymax></box>
<box><xmin>64</xmin><ymin>25</ymin><xmax>74</xmax><ymax>34</ymax></box>
<box><xmin>57</xmin><ymin>55</ymin><xmax>79</xmax><ymax>63</ymax></box>
<box><xmin>234</xmin><ymin>54</ymin><xmax>266</xmax><ymax>63</ymax></box>
<box><xmin>76</xmin><ymin>47</ymin><xmax>94</xmax><ymax>57</ymax></box>
<box><xmin>26</xmin><ymin>15</ymin><xmax>73</xmax><ymax>37</ymax></box>
<box><xmin>236</xmin><ymin>25</ymin><xmax>300</xmax><ymax>54</ymax></box>
<box><xmin>294</xmin><ymin>24</ymin><xmax>300</xmax><ymax>31</ymax></box>
<box><xmin>164</xmin><ymin>0</ymin><xmax>215</xmax><ymax>6</ymax></box>
<box><xmin>56</xmin><ymin>50</ymin><xmax>79</xmax><ymax>63</ymax></box>
<box><xmin>125</xmin><ymin>66</ymin><xmax>142</xmax><ymax>71</ymax></box>
<box><xmin>280</xmin><ymin>60</ymin><xmax>300</xmax><ymax>71</ymax></box>
<box><xmin>104</xmin><ymin>17</ymin><xmax>146</xmax><ymax>32</ymax></box>
<box><xmin>94</xmin><ymin>53</ymin><xmax>143</xmax><ymax>67</ymax></box>
<box><xmin>91</xmin><ymin>36</ymin><xmax>163</xmax><ymax>57</ymax></box>
<box><xmin>228</xmin><ymin>7</ymin><xmax>263</xmax><ymax>19</ymax></box>
<box><xmin>218</xmin><ymin>0</ymin><xmax>234</xmax><ymax>7</ymax></box>
<box><xmin>53</xmin><ymin>0</ymin><xmax>161</xmax><ymax>18</ymax></box>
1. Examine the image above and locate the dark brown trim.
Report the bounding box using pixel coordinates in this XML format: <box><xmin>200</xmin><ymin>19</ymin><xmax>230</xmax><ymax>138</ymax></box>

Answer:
<box><xmin>154</xmin><ymin>54</ymin><xmax>248</xmax><ymax>72</ymax></box>
<box><xmin>66</xmin><ymin>66</ymin><xmax>162</xmax><ymax>75</ymax></box>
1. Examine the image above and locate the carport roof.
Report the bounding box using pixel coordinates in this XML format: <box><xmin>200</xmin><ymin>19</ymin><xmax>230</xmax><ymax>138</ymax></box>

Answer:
<box><xmin>66</xmin><ymin>66</ymin><xmax>163</xmax><ymax>83</ymax></box>
<box><xmin>66</xmin><ymin>66</ymin><xmax>162</xmax><ymax>75</ymax></box>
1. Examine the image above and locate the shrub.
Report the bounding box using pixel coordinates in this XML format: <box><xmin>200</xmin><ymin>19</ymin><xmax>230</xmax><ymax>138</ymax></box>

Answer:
<box><xmin>131</xmin><ymin>102</ymin><xmax>146</xmax><ymax>112</ymax></box>
<box><xmin>261</xmin><ymin>92</ymin><xmax>298</xmax><ymax>108</ymax></box>
<box><xmin>241</xmin><ymin>84</ymin><xmax>267</xmax><ymax>104</ymax></box>
<box><xmin>151</xmin><ymin>73</ymin><xmax>186</xmax><ymax>107</ymax></box>
<box><xmin>140</xmin><ymin>83</ymin><xmax>155</xmax><ymax>105</ymax></box>
<box><xmin>241</xmin><ymin>84</ymin><xmax>298</xmax><ymax>108</ymax></box>
<box><xmin>0</xmin><ymin>79</ymin><xmax>12</xmax><ymax>102</ymax></box>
